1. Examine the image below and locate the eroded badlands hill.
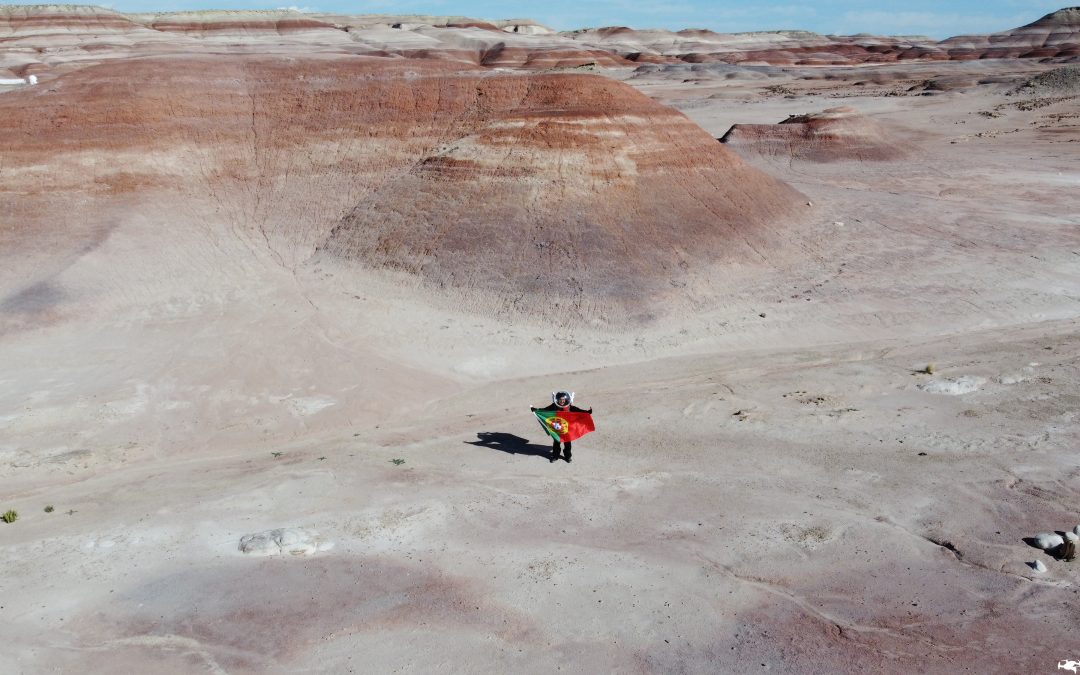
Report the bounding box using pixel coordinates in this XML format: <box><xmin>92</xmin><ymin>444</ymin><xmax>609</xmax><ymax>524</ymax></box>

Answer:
<box><xmin>0</xmin><ymin>55</ymin><xmax>802</xmax><ymax>326</ymax></box>
<box><xmin>939</xmin><ymin>7</ymin><xmax>1080</xmax><ymax>60</ymax></box>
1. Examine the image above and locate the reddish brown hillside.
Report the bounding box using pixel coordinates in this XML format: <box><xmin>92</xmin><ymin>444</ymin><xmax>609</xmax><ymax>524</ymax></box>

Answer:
<box><xmin>0</xmin><ymin>56</ymin><xmax>802</xmax><ymax>322</ymax></box>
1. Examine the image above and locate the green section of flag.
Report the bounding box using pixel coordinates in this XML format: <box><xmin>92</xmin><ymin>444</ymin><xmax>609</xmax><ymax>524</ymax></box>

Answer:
<box><xmin>534</xmin><ymin>410</ymin><xmax>562</xmax><ymax>441</ymax></box>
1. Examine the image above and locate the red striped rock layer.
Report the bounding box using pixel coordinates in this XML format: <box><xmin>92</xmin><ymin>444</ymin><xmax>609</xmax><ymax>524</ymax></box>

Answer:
<box><xmin>0</xmin><ymin>4</ymin><xmax>142</xmax><ymax>35</ymax></box>
<box><xmin>0</xmin><ymin>56</ymin><xmax>802</xmax><ymax>322</ymax></box>
<box><xmin>0</xmin><ymin>6</ymin><xmax>621</xmax><ymax>79</ymax></box>
<box><xmin>3</xmin><ymin>6</ymin><xmax>1077</xmax><ymax>80</ymax></box>
<box><xmin>564</xmin><ymin>9</ymin><xmax>1080</xmax><ymax>66</ymax></box>
<box><xmin>132</xmin><ymin>13</ymin><xmax>339</xmax><ymax>35</ymax></box>
<box><xmin>939</xmin><ymin>7</ymin><xmax>1080</xmax><ymax>60</ymax></box>
<box><xmin>562</xmin><ymin>27</ymin><xmax>944</xmax><ymax>66</ymax></box>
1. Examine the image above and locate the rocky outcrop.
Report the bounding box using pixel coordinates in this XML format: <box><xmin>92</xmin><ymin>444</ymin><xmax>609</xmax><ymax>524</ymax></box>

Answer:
<box><xmin>238</xmin><ymin>528</ymin><xmax>331</xmax><ymax>556</ymax></box>
<box><xmin>720</xmin><ymin>107</ymin><xmax>907</xmax><ymax>162</ymax></box>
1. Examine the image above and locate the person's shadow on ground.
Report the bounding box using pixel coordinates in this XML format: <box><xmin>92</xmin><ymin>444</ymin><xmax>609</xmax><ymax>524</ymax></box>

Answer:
<box><xmin>466</xmin><ymin>432</ymin><xmax>551</xmax><ymax>460</ymax></box>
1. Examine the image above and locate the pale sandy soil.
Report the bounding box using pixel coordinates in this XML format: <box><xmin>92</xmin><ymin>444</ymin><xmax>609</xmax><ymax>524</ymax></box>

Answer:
<box><xmin>2</xmin><ymin>58</ymin><xmax>1079</xmax><ymax>673</ymax></box>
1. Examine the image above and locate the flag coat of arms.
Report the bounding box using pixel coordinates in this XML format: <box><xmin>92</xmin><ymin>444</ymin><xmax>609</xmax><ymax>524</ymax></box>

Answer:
<box><xmin>534</xmin><ymin>409</ymin><xmax>595</xmax><ymax>442</ymax></box>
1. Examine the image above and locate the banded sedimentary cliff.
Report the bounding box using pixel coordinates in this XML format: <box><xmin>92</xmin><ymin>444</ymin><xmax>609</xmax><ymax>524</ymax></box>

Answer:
<box><xmin>3</xmin><ymin>5</ymin><xmax>1078</xmax><ymax>83</ymax></box>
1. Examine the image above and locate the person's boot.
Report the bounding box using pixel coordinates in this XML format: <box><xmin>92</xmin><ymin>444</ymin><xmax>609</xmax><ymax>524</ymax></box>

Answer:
<box><xmin>550</xmin><ymin>442</ymin><xmax>561</xmax><ymax>463</ymax></box>
<box><xmin>563</xmin><ymin>443</ymin><xmax>572</xmax><ymax>463</ymax></box>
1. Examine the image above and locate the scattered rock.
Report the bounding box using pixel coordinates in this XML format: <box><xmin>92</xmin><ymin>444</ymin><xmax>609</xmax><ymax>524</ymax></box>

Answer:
<box><xmin>1029</xmin><ymin>560</ymin><xmax>1047</xmax><ymax>573</ymax></box>
<box><xmin>917</xmin><ymin>376</ymin><xmax>985</xmax><ymax>395</ymax></box>
<box><xmin>1065</xmin><ymin>531</ymin><xmax>1079</xmax><ymax>543</ymax></box>
<box><xmin>1074</xmin><ymin>524</ymin><xmax>1080</xmax><ymax>536</ymax></box>
<box><xmin>1014</xmin><ymin>65</ymin><xmax>1080</xmax><ymax>95</ymax></box>
<box><xmin>1032</xmin><ymin>532</ymin><xmax>1064</xmax><ymax>550</ymax></box>
<box><xmin>238</xmin><ymin>528</ymin><xmax>331</xmax><ymax>556</ymax></box>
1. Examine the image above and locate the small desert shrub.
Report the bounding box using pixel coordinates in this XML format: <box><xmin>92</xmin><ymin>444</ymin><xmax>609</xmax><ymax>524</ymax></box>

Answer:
<box><xmin>925</xmin><ymin>363</ymin><xmax>935</xmax><ymax>374</ymax></box>
<box><xmin>2</xmin><ymin>510</ymin><xmax>18</xmax><ymax>523</ymax></box>
<box><xmin>390</xmin><ymin>458</ymin><xmax>406</xmax><ymax>466</ymax></box>
<box><xmin>44</xmin><ymin>505</ymin><xmax>54</xmax><ymax>513</ymax></box>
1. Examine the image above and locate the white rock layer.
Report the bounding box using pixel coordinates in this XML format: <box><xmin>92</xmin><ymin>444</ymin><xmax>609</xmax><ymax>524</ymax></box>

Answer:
<box><xmin>238</xmin><ymin>528</ymin><xmax>330</xmax><ymax>556</ymax></box>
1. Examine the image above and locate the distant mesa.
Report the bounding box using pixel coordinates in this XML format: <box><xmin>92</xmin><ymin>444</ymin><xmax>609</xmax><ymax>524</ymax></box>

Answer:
<box><xmin>306</xmin><ymin>14</ymin><xmax>554</xmax><ymax>34</ymax></box>
<box><xmin>1</xmin><ymin>5</ymin><xmax>1078</xmax><ymax>74</ymax></box>
<box><xmin>720</xmin><ymin>107</ymin><xmax>908</xmax><ymax>163</ymax></box>
<box><xmin>562</xmin><ymin>8</ymin><xmax>1080</xmax><ymax>66</ymax></box>
<box><xmin>0</xmin><ymin>5</ymin><xmax>608</xmax><ymax>74</ymax></box>
<box><xmin>562</xmin><ymin>25</ymin><xmax>948</xmax><ymax>67</ymax></box>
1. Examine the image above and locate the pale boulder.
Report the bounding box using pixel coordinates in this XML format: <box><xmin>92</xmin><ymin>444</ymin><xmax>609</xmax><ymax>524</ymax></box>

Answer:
<box><xmin>1032</xmin><ymin>532</ymin><xmax>1064</xmax><ymax>550</ymax></box>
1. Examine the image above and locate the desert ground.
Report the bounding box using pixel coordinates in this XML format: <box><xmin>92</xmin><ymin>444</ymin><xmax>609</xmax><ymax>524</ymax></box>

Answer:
<box><xmin>1</xmin><ymin>6</ymin><xmax>1079</xmax><ymax>673</ymax></box>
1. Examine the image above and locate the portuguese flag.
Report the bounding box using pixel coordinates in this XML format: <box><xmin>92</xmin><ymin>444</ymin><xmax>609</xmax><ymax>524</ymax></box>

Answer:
<box><xmin>534</xmin><ymin>409</ymin><xmax>595</xmax><ymax>443</ymax></box>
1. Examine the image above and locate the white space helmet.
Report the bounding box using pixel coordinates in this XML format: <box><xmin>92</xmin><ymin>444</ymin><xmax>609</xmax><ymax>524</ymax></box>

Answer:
<box><xmin>552</xmin><ymin>391</ymin><xmax>574</xmax><ymax>405</ymax></box>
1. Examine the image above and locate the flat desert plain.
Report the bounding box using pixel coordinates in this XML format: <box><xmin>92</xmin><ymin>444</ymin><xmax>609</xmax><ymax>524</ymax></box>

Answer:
<box><xmin>1</xmin><ymin>6</ymin><xmax>1079</xmax><ymax>674</ymax></box>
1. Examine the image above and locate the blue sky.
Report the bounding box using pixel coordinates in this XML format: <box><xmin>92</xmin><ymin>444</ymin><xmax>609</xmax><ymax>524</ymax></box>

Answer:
<box><xmin>3</xmin><ymin>0</ymin><xmax>1067</xmax><ymax>38</ymax></box>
